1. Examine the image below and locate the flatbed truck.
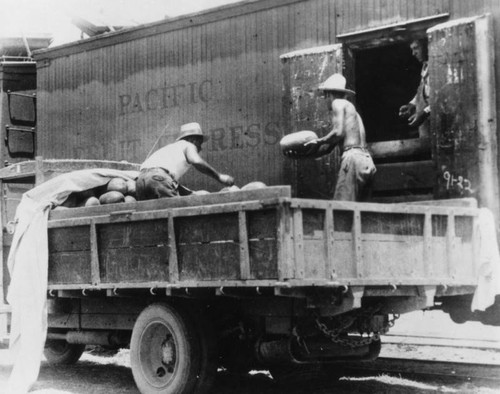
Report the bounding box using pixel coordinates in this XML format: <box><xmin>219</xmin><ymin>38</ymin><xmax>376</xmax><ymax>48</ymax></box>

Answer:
<box><xmin>4</xmin><ymin>168</ymin><xmax>492</xmax><ymax>393</ymax></box>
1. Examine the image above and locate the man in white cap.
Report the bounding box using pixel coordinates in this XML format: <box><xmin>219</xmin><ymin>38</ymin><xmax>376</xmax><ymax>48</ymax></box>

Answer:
<box><xmin>303</xmin><ymin>73</ymin><xmax>376</xmax><ymax>201</ymax></box>
<box><xmin>136</xmin><ymin>122</ymin><xmax>234</xmax><ymax>200</ymax></box>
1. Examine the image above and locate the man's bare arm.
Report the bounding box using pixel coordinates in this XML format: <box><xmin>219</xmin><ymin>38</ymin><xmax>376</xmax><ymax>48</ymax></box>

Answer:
<box><xmin>184</xmin><ymin>144</ymin><xmax>234</xmax><ymax>185</ymax></box>
<box><xmin>305</xmin><ymin>99</ymin><xmax>346</xmax><ymax>148</ymax></box>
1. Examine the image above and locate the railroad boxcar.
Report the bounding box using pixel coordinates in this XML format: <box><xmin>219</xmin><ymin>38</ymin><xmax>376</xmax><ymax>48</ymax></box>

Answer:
<box><xmin>1</xmin><ymin>2</ymin><xmax>500</xmax><ymax>393</ymax></box>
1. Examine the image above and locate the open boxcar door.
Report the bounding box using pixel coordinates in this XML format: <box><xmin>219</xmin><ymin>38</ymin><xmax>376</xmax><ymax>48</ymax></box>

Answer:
<box><xmin>429</xmin><ymin>14</ymin><xmax>499</xmax><ymax>224</ymax></box>
<box><xmin>429</xmin><ymin>14</ymin><xmax>500</xmax><ymax>325</ymax></box>
<box><xmin>280</xmin><ymin>44</ymin><xmax>344</xmax><ymax>199</ymax></box>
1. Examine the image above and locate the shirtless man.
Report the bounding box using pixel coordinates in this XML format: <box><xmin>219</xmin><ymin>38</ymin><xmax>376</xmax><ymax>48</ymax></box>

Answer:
<box><xmin>136</xmin><ymin>122</ymin><xmax>234</xmax><ymax>200</ymax></box>
<box><xmin>304</xmin><ymin>74</ymin><xmax>376</xmax><ymax>201</ymax></box>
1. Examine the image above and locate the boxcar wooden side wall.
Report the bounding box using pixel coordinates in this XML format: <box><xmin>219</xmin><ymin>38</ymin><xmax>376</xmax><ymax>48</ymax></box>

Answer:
<box><xmin>34</xmin><ymin>0</ymin><xmax>500</xmax><ymax>193</ymax></box>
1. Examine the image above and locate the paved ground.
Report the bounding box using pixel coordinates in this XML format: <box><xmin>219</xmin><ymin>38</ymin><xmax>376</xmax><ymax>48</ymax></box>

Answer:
<box><xmin>1</xmin><ymin>310</ymin><xmax>499</xmax><ymax>393</ymax></box>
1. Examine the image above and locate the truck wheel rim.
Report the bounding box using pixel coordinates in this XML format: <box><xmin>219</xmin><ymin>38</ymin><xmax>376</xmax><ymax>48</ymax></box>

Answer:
<box><xmin>139</xmin><ymin>320</ymin><xmax>177</xmax><ymax>388</ymax></box>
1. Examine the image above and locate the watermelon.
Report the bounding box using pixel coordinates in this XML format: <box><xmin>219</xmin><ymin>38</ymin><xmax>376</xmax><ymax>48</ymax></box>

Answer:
<box><xmin>126</xmin><ymin>180</ymin><xmax>137</xmax><ymax>197</ymax></box>
<box><xmin>241</xmin><ymin>181</ymin><xmax>267</xmax><ymax>190</ymax></box>
<box><xmin>279</xmin><ymin>130</ymin><xmax>319</xmax><ymax>158</ymax></box>
<box><xmin>84</xmin><ymin>196</ymin><xmax>100</xmax><ymax>207</ymax></box>
<box><xmin>99</xmin><ymin>191</ymin><xmax>125</xmax><ymax>205</ymax></box>
<box><xmin>107</xmin><ymin>178</ymin><xmax>128</xmax><ymax>194</ymax></box>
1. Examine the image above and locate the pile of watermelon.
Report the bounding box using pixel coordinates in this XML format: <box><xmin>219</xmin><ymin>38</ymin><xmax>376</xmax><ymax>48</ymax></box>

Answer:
<box><xmin>58</xmin><ymin>179</ymin><xmax>269</xmax><ymax>209</ymax></box>
<box><xmin>60</xmin><ymin>178</ymin><xmax>137</xmax><ymax>208</ymax></box>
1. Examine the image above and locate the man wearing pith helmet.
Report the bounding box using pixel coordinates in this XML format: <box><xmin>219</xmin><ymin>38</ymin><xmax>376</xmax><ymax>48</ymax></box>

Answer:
<box><xmin>303</xmin><ymin>73</ymin><xmax>376</xmax><ymax>201</ymax></box>
<box><xmin>136</xmin><ymin>122</ymin><xmax>235</xmax><ymax>200</ymax></box>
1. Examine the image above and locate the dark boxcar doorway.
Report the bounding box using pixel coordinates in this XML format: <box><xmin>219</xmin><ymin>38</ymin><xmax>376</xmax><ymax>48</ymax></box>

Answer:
<box><xmin>355</xmin><ymin>41</ymin><xmax>423</xmax><ymax>143</ymax></box>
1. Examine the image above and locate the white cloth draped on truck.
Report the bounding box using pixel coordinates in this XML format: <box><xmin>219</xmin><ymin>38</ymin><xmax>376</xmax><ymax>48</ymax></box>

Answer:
<box><xmin>6</xmin><ymin>168</ymin><xmax>138</xmax><ymax>394</ymax></box>
<box><xmin>472</xmin><ymin>208</ymin><xmax>500</xmax><ymax>312</ymax></box>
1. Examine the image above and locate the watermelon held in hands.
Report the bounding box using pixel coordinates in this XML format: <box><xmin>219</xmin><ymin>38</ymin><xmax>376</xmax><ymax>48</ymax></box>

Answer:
<box><xmin>279</xmin><ymin>130</ymin><xmax>318</xmax><ymax>158</ymax></box>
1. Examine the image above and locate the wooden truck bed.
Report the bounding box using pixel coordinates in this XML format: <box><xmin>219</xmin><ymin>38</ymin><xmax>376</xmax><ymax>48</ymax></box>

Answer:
<box><xmin>47</xmin><ymin>186</ymin><xmax>479</xmax><ymax>295</ymax></box>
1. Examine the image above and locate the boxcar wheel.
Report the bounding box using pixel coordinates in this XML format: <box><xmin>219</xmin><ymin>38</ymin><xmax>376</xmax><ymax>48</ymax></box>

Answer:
<box><xmin>43</xmin><ymin>339</ymin><xmax>85</xmax><ymax>365</ymax></box>
<box><xmin>130</xmin><ymin>303</ymin><xmax>200</xmax><ymax>394</ymax></box>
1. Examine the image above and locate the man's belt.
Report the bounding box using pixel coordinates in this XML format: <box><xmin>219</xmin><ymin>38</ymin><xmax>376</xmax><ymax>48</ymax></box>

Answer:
<box><xmin>140</xmin><ymin>167</ymin><xmax>176</xmax><ymax>181</ymax></box>
<box><xmin>343</xmin><ymin>145</ymin><xmax>368</xmax><ymax>153</ymax></box>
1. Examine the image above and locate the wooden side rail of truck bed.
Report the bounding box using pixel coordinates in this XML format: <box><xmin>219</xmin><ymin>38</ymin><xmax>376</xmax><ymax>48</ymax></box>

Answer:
<box><xmin>46</xmin><ymin>185</ymin><xmax>480</xmax><ymax>294</ymax></box>
<box><xmin>33</xmin><ymin>186</ymin><xmax>491</xmax><ymax>394</ymax></box>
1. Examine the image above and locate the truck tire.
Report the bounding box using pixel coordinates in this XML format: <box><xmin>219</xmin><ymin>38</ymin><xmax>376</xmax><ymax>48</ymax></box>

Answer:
<box><xmin>130</xmin><ymin>303</ymin><xmax>201</xmax><ymax>394</ymax></box>
<box><xmin>43</xmin><ymin>339</ymin><xmax>86</xmax><ymax>365</ymax></box>
<box><xmin>186</xmin><ymin>306</ymin><xmax>218</xmax><ymax>394</ymax></box>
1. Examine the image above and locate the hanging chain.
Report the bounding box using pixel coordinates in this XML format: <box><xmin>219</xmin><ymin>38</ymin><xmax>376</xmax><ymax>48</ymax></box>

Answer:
<box><xmin>314</xmin><ymin>308</ymin><xmax>399</xmax><ymax>349</ymax></box>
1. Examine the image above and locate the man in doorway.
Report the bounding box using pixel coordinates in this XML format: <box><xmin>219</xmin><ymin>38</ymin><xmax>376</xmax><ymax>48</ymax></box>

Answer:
<box><xmin>136</xmin><ymin>122</ymin><xmax>234</xmax><ymax>200</ymax></box>
<box><xmin>399</xmin><ymin>38</ymin><xmax>430</xmax><ymax>138</ymax></box>
<box><xmin>299</xmin><ymin>73</ymin><xmax>376</xmax><ymax>201</ymax></box>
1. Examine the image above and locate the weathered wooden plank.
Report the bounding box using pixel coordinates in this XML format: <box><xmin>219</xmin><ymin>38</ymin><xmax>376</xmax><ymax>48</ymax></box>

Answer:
<box><xmin>176</xmin><ymin>213</ymin><xmax>238</xmax><ymax>243</ymax></box>
<box><xmin>99</xmin><ymin>246</ymin><xmax>169</xmax><ymax>283</ymax></box>
<box><xmin>303</xmin><ymin>239</ymin><xmax>327</xmax><ymax>278</ymax></box>
<box><xmin>446</xmin><ymin>213</ymin><xmax>456</xmax><ymax>278</ymax></box>
<box><xmin>97</xmin><ymin>220</ymin><xmax>169</xmax><ymax>248</ymax></box>
<box><xmin>423</xmin><ymin>212</ymin><xmax>433</xmax><ymax>276</ymax></box>
<box><xmin>49</xmin><ymin>199</ymin><xmax>282</xmax><ymax>229</ymax></box>
<box><xmin>247</xmin><ymin>209</ymin><xmax>278</xmax><ymax>239</ymax></box>
<box><xmin>177</xmin><ymin>243</ymin><xmax>240</xmax><ymax>280</ymax></box>
<box><xmin>90</xmin><ymin>222</ymin><xmax>100</xmax><ymax>286</ymax></box>
<box><xmin>369</xmin><ymin>138</ymin><xmax>431</xmax><ymax>160</ymax></box>
<box><xmin>324</xmin><ymin>205</ymin><xmax>336</xmax><ymax>279</ymax></box>
<box><xmin>277</xmin><ymin>204</ymin><xmax>293</xmax><ymax>280</ymax></box>
<box><xmin>249</xmin><ymin>239</ymin><xmax>278</xmax><ymax>279</ymax></box>
<box><xmin>48</xmin><ymin>251</ymin><xmax>92</xmax><ymax>284</ymax></box>
<box><xmin>292</xmin><ymin>208</ymin><xmax>305</xmax><ymax>278</ymax></box>
<box><xmin>361</xmin><ymin>212</ymin><xmax>424</xmax><ymax>236</ymax></box>
<box><xmin>168</xmin><ymin>214</ymin><xmax>179</xmax><ymax>283</ymax></box>
<box><xmin>371</xmin><ymin>160</ymin><xmax>435</xmax><ymax>192</ymax></box>
<box><xmin>49</xmin><ymin>186</ymin><xmax>291</xmax><ymax>220</ymax></box>
<box><xmin>290</xmin><ymin>198</ymin><xmax>479</xmax><ymax>216</ymax></box>
<box><xmin>48</xmin><ymin>226</ymin><xmax>90</xmax><ymax>252</ymax></box>
<box><xmin>239</xmin><ymin>211</ymin><xmax>251</xmax><ymax>280</ymax></box>
<box><xmin>353</xmin><ymin>209</ymin><xmax>363</xmax><ymax>278</ymax></box>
